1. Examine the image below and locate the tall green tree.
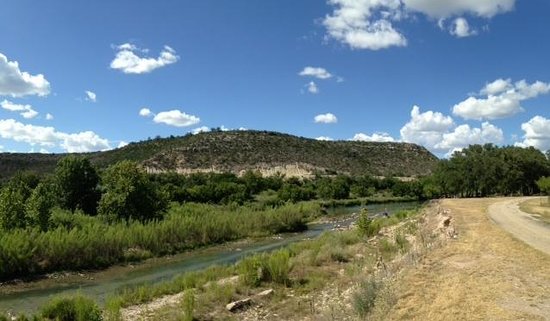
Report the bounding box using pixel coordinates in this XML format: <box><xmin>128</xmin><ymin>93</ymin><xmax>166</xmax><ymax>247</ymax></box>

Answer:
<box><xmin>0</xmin><ymin>177</ymin><xmax>31</xmax><ymax>230</ymax></box>
<box><xmin>98</xmin><ymin>161</ymin><xmax>168</xmax><ymax>221</ymax></box>
<box><xmin>54</xmin><ymin>156</ymin><xmax>100</xmax><ymax>215</ymax></box>
<box><xmin>26</xmin><ymin>180</ymin><xmax>57</xmax><ymax>231</ymax></box>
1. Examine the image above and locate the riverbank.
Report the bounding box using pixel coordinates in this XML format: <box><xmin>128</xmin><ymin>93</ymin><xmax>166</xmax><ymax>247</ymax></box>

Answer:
<box><xmin>111</xmin><ymin>202</ymin><xmax>443</xmax><ymax>320</ymax></box>
<box><xmin>385</xmin><ymin>197</ymin><xmax>550</xmax><ymax>320</ymax></box>
<box><xmin>0</xmin><ymin>201</ymin><xmax>422</xmax><ymax>318</ymax></box>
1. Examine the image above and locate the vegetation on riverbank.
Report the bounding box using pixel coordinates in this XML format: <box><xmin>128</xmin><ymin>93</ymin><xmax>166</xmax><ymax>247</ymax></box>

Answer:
<box><xmin>0</xmin><ymin>206</ymin><xmax>428</xmax><ymax>320</ymax></box>
<box><xmin>0</xmin><ymin>201</ymin><xmax>318</xmax><ymax>281</ymax></box>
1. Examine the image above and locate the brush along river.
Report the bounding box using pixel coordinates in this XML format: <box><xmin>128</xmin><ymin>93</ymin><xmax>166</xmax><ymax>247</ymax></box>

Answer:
<box><xmin>0</xmin><ymin>201</ymin><xmax>420</xmax><ymax>314</ymax></box>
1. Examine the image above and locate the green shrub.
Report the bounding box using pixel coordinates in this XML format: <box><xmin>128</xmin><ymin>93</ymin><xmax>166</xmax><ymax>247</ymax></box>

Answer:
<box><xmin>181</xmin><ymin>289</ymin><xmax>195</xmax><ymax>321</ymax></box>
<box><xmin>238</xmin><ymin>249</ymin><xmax>292</xmax><ymax>287</ymax></box>
<box><xmin>265</xmin><ymin>249</ymin><xmax>292</xmax><ymax>285</ymax></box>
<box><xmin>40</xmin><ymin>295</ymin><xmax>102</xmax><ymax>321</ymax></box>
<box><xmin>357</xmin><ymin>211</ymin><xmax>382</xmax><ymax>237</ymax></box>
<box><xmin>353</xmin><ymin>278</ymin><xmax>381</xmax><ymax>317</ymax></box>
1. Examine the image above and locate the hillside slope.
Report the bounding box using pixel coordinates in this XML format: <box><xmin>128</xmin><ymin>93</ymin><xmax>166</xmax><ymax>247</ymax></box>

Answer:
<box><xmin>0</xmin><ymin>130</ymin><xmax>438</xmax><ymax>179</ymax></box>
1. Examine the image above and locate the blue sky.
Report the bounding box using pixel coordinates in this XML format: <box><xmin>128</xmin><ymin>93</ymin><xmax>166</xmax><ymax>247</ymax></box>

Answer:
<box><xmin>0</xmin><ymin>0</ymin><xmax>549</xmax><ymax>156</ymax></box>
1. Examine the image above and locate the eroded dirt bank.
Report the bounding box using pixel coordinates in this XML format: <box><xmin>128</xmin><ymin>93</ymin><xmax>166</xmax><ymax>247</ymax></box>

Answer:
<box><xmin>385</xmin><ymin>198</ymin><xmax>550</xmax><ymax>321</ymax></box>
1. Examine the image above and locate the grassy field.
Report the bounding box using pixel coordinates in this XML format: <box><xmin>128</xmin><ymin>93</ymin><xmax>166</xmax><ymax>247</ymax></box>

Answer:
<box><xmin>519</xmin><ymin>197</ymin><xmax>550</xmax><ymax>224</ymax></box>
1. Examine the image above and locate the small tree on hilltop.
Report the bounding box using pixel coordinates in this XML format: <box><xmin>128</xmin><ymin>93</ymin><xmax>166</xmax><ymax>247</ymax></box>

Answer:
<box><xmin>98</xmin><ymin>161</ymin><xmax>168</xmax><ymax>222</ymax></box>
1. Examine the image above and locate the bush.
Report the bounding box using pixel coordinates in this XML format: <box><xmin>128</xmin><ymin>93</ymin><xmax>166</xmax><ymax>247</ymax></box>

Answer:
<box><xmin>40</xmin><ymin>295</ymin><xmax>102</xmax><ymax>321</ymax></box>
<box><xmin>353</xmin><ymin>278</ymin><xmax>381</xmax><ymax>317</ymax></box>
<box><xmin>357</xmin><ymin>210</ymin><xmax>382</xmax><ymax>237</ymax></box>
<box><xmin>238</xmin><ymin>249</ymin><xmax>292</xmax><ymax>287</ymax></box>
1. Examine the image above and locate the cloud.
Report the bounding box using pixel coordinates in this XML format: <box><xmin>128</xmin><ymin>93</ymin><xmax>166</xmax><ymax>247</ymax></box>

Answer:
<box><xmin>153</xmin><ymin>109</ymin><xmax>200</xmax><ymax>127</ymax></box>
<box><xmin>85</xmin><ymin>90</ymin><xmax>97</xmax><ymax>102</ymax></box>
<box><xmin>0</xmin><ymin>53</ymin><xmax>50</xmax><ymax>97</ymax></box>
<box><xmin>0</xmin><ymin>118</ymin><xmax>111</xmax><ymax>152</ymax></box>
<box><xmin>314</xmin><ymin>113</ymin><xmax>338</xmax><ymax>124</ymax></box>
<box><xmin>45</xmin><ymin>113</ymin><xmax>54</xmax><ymax>120</ymax></box>
<box><xmin>400</xmin><ymin>105</ymin><xmax>507</xmax><ymax>155</ymax></box>
<box><xmin>139</xmin><ymin>107</ymin><xmax>153</xmax><ymax>117</ymax></box>
<box><xmin>402</xmin><ymin>0</ymin><xmax>515</xmax><ymax>19</ymax></box>
<box><xmin>323</xmin><ymin>0</ymin><xmax>407</xmax><ymax>50</ymax></box>
<box><xmin>400</xmin><ymin>105</ymin><xmax>454</xmax><ymax>149</ymax></box>
<box><xmin>1</xmin><ymin>99</ymin><xmax>39</xmax><ymax>119</ymax></box>
<box><xmin>191</xmin><ymin>126</ymin><xmax>211</xmax><ymax>134</ymax></box>
<box><xmin>316</xmin><ymin>136</ymin><xmax>333</xmax><ymax>141</ymax></box>
<box><xmin>352</xmin><ymin>132</ymin><xmax>395</xmax><ymax>142</ymax></box>
<box><xmin>110</xmin><ymin>43</ymin><xmax>179</xmax><ymax>74</ymax></box>
<box><xmin>452</xmin><ymin>79</ymin><xmax>550</xmax><ymax>120</ymax></box>
<box><xmin>435</xmin><ymin>122</ymin><xmax>504</xmax><ymax>151</ymax></box>
<box><xmin>20</xmin><ymin>109</ymin><xmax>38</xmax><ymax>119</ymax></box>
<box><xmin>299</xmin><ymin>67</ymin><xmax>333</xmax><ymax>79</ymax></box>
<box><xmin>307</xmin><ymin>81</ymin><xmax>319</xmax><ymax>94</ymax></box>
<box><xmin>117</xmin><ymin>141</ymin><xmax>129</xmax><ymax>148</ymax></box>
<box><xmin>60</xmin><ymin>131</ymin><xmax>111</xmax><ymax>153</ymax></box>
<box><xmin>450</xmin><ymin>17</ymin><xmax>476</xmax><ymax>37</ymax></box>
<box><xmin>515</xmin><ymin>116</ymin><xmax>550</xmax><ymax>151</ymax></box>
<box><xmin>322</xmin><ymin>0</ymin><xmax>516</xmax><ymax>48</ymax></box>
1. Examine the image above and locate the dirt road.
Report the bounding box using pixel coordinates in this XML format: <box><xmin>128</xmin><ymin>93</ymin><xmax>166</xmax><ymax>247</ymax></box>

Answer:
<box><xmin>387</xmin><ymin>198</ymin><xmax>550</xmax><ymax>321</ymax></box>
<box><xmin>489</xmin><ymin>197</ymin><xmax>550</xmax><ymax>255</ymax></box>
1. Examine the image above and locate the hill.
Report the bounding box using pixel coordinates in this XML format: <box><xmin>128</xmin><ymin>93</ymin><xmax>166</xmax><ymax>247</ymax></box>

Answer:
<box><xmin>0</xmin><ymin>130</ymin><xmax>438</xmax><ymax>180</ymax></box>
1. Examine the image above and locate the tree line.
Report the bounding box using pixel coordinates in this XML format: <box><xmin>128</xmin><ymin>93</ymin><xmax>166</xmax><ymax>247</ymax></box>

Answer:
<box><xmin>432</xmin><ymin>144</ymin><xmax>550</xmax><ymax>198</ymax></box>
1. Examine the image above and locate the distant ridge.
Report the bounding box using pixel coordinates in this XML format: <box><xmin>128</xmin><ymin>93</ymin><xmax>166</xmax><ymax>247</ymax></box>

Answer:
<box><xmin>0</xmin><ymin>130</ymin><xmax>438</xmax><ymax>180</ymax></box>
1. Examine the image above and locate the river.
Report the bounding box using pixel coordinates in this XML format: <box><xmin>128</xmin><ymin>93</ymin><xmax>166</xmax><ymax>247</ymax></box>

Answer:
<box><xmin>0</xmin><ymin>201</ymin><xmax>420</xmax><ymax>314</ymax></box>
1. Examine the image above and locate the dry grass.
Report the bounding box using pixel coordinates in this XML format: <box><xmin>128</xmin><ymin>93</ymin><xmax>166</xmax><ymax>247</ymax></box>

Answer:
<box><xmin>519</xmin><ymin>197</ymin><xmax>550</xmax><ymax>224</ymax></box>
<box><xmin>384</xmin><ymin>198</ymin><xmax>550</xmax><ymax>321</ymax></box>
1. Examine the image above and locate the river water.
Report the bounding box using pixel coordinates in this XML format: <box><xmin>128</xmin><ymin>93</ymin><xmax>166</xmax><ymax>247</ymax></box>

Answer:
<box><xmin>0</xmin><ymin>201</ymin><xmax>420</xmax><ymax>314</ymax></box>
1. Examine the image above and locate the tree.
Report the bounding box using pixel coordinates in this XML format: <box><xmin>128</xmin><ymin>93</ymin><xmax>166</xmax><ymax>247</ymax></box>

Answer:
<box><xmin>54</xmin><ymin>156</ymin><xmax>100</xmax><ymax>215</ymax></box>
<box><xmin>26</xmin><ymin>181</ymin><xmax>56</xmax><ymax>231</ymax></box>
<box><xmin>536</xmin><ymin>177</ymin><xmax>550</xmax><ymax>203</ymax></box>
<box><xmin>0</xmin><ymin>178</ymin><xmax>30</xmax><ymax>230</ymax></box>
<box><xmin>98</xmin><ymin>161</ymin><xmax>168</xmax><ymax>221</ymax></box>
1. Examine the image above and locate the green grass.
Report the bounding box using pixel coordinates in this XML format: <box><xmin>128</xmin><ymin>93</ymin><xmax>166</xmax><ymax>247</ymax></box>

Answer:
<box><xmin>0</xmin><ymin>202</ymin><xmax>320</xmax><ymax>281</ymax></box>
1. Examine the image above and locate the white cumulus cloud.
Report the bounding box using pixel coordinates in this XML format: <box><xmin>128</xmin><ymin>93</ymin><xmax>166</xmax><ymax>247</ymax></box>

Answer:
<box><xmin>0</xmin><ymin>53</ymin><xmax>50</xmax><ymax>97</ymax></box>
<box><xmin>307</xmin><ymin>81</ymin><xmax>319</xmax><ymax>94</ymax></box>
<box><xmin>299</xmin><ymin>67</ymin><xmax>333</xmax><ymax>79</ymax></box>
<box><xmin>1</xmin><ymin>99</ymin><xmax>39</xmax><ymax>119</ymax></box>
<box><xmin>0</xmin><ymin>118</ymin><xmax>111</xmax><ymax>152</ymax></box>
<box><xmin>139</xmin><ymin>107</ymin><xmax>153</xmax><ymax>117</ymax></box>
<box><xmin>452</xmin><ymin>79</ymin><xmax>550</xmax><ymax>120</ymax></box>
<box><xmin>352</xmin><ymin>132</ymin><xmax>395</xmax><ymax>142</ymax></box>
<box><xmin>450</xmin><ymin>17</ymin><xmax>476</xmax><ymax>37</ymax></box>
<box><xmin>323</xmin><ymin>0</ymin><xmax>516</xmax><ymax>48</ymax></box>
<box><xmin>400</xmin><ymin>105</ymin><xmax>455</xmax><ymax>149</ymax></box>
<box><xmin>314</xmin><ymin>113</ymin><xmax>338</xmax><ymax>124</ymax></box>
<box><xmin>85</xmin><ymin>90</ymin><xmax>97</xmax><ymax>102</ymax></box>
<box><xmin>191</xmin><ymin>126</ymin><xmax>211</xmax><ymax>134</ymax></box>
<box><xmin>110</xmin><ymin>43</ymin><xmax>179</xmax><ymax>74</ymax></box>
<box><xmin>59</xmin><ymin>131</ymin><xmax>111</xmax><ymax>153</ymax></box>
<box><xmin>316</xmin><ymin>136</ymin><xmax>333</xmax><ymax>141</ymax></box>
<box><xmin>153</xmin><ymin>109</ymin><xmax>200</xmax><ymax>127</ymax></box>
<box><xmin>435</xmin><ymin>122</ymin><xmax>504</xmax><ymax>151</ymax></box>
<box><xmin>515</xmin><ymin>116</ymin><xmax>550</xmax><ymax>151</ymax></box>
<box><xmin>324</xmin><ymin>0</ymin><xmax>407</xmax><ymax>50</ymax></box>
<box><xmin>402</xmin><ymin>0</ymin><xmax>515</xmax><ymax>19</ymax></box>
<box><xmin>45</xmin><ymin>113</ymin><xmax>54</xmax><ymax>120</ymax></box>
